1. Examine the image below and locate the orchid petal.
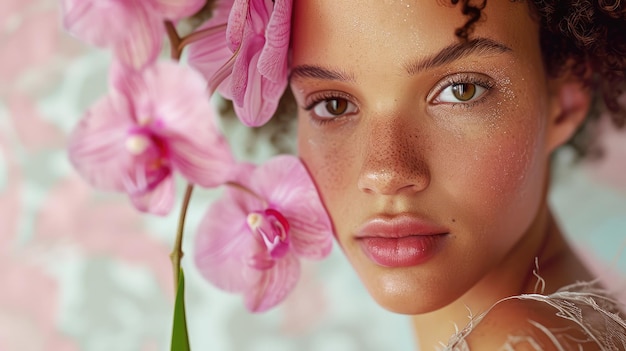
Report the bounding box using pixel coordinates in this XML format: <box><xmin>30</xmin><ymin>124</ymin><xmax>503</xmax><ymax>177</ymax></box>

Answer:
<box><xmin>213</xmin><ymin>59</ymin><xmax>235</xmax><ymax>100</ymax></box>
<box><xmin>226</xmin><ymin>0</ymin><xmax>273</xmax><ymax>51</ymax></box>
<box><xmin>113</xmin><ymin>5</ymin><xmax>163</xmax><ymax>69</ymax></box>
<box><xmin>243</xmin><ymin>253</ymin><xmax>300</xmax><ymax>312</ymax></box>
<box><xmin>225</xmin><ymin>0</ymin><xmax>249</xmax><ymax>51</ymax></box>
<box><xmin>231</xmin><ymin>36</ymin><xmax>286</xmax><ymax>126</ymax></box>
<box><xmin>151</xmin><ymin>0</ymin><xmax>205</xmax><ymax>21</ymax></box>
<box><xmin>252</xmin><ymin>156</ymin><xmax>333</xmax><ymax>259</ymax></box>
<box><xmin>127</xmin><ymin>61</ymin><xmax>235</xmax><ymax>187</ymax></box>
<box><xmin>68</xmin><ymin>96</ymin><xmax>135</xmax><ymax>192</ymax></box>
<box><xmin>195</xmin><ymin>188</ymin><xmax>264</xmax><ymax>292</ymax></box>
<box><xmin>129</xmin><ymin>174</ymin><xmax>175</xmax><ymax>215</ymax></box>
<box><xmin>248</xmin><ymin>0</ymin><xmax>273</xmax><ymax>33</ymax></box>
<box><xmin>167</xmin><ymin>132</ymin><xmax>234</xmax><ymax>188</ymax></box>
<box><xmin>212</xmin><ymin>0</ymin><xmax>236</xmax><ymax>18</ymax></box>
<box><xmin>61</xmin><ymin>0</ymin><xmax>125</xmax><ymax>48</ymax></box>
<box><xmin>257</xmin><ymin>0</ymin><xmax>291</xmax><ymax>83</ymax></box>
<box><xmin>229</xmin><ymin>162</ymin><xmax>257</xmax><ymax>182</ymax></box>
<box><xmin>232</xmin><ymin>69</ymin><xmax>286</xmax><ymax>127</ymax></box>
<box><xmin>62</xmin><ymin>0</ymin><xmax>162</xmax><ymax>69</ymax></box>
<box><xmin>229</xmin><ymin>33</ymin><xmax>259</xmax><ymax>108</ymax></box>
<box><xmin>108</xmin><ymin>61</ymin><xmax>144</xmax><ymax>121</ymax></box>
<box><xmin>283</xmin><ymin>205</ymin><xmax>334</xmax><ymax>260</ymax></box>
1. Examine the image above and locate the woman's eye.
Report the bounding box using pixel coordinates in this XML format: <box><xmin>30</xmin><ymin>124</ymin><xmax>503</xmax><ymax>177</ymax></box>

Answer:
<box><xmin>437</xmin><ymin>83</ymin><xmax>487</xmax><ymax>104</ymax></box>
<box><xmin>312</xmin><ymin>98</ymin><xmax>357</xmax><ymax>119</ymax></box>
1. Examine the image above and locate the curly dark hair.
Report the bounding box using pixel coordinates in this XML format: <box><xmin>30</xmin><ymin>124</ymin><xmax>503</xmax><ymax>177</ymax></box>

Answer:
<box><xmin>453</xmin><ymin>0</ymin><xmax>626</xmax><ymax>157</ymax></box>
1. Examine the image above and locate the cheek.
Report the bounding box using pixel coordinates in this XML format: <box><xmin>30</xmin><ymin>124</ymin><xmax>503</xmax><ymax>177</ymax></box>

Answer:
<box><xmin>447</xmin><ymin>113</ymin><xmax>548</xmax><ymax>242</ymax></box>
<box><xmin>297</xmin><ymin>121</ymin><xmax>359</xmax><ymax>227</ymax></box>
<box><xmin>477</xmin><ymin>136</ymin><xmax>537</xmax><ymax>201</ymax></box>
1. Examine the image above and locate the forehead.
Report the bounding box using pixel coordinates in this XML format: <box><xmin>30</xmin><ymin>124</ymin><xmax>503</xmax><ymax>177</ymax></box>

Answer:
<box><xmin>293</xmin><ymin>0</ymin><xmax>463</xmax><ymax>48</ymax></box>
<box><xmin>291</xmin><ymin>0</ymin><xmax>540</xmax><ymax>73</ymax></box>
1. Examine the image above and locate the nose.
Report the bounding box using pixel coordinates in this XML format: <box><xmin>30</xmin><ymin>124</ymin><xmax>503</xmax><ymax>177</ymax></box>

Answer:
<box><xmin>357</xmin><ymin>117</ymin><xmax>431</xmax><ymax>196</ymax></box>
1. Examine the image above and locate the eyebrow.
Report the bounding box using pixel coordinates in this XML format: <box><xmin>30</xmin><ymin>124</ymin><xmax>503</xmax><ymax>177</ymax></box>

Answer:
<box><xmin>289</xmin><ymin>37</ymin><xmax>512</xmax><ymax>83</ymax></box>
<box><xmin>405</xmin><ymin>37</ymin><xmax>512</xmax><ymax>75</ymax></box>
<box><xmin>290</xmin><ymin>65</ymin><xmax>355</xmax><ymax>83</ymax></box>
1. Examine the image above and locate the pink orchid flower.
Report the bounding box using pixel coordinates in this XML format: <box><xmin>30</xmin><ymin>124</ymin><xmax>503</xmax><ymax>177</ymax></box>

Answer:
<box><xmin>61</xmin><ymin>0</ymin><xmax>204</xmax><ymax>69</ymax></box>
<box><xmin>188</xmin><ymin>0</ymin><xmax>292</xmax><ymax>127</ymax></box>
<box><xmin>194</xmin><ymin>155</ymin><xmax>334</xmax><ymax>312</ymax></box>
<box><xmin>68</xmin><ymin>61</ymin><xmax>234</xmax><ymax>215</ymax></box>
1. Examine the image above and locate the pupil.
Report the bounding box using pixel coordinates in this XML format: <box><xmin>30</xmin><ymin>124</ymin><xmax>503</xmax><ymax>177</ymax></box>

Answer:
<box><xmin>452</xmin><ymin>83</ymin><xmax>476</xmax><ymax>101</ymax></box>
<box><xmin>326</xmin><ymin>99</ymin><xmax>348</xmax><ymax>115</ymax></box>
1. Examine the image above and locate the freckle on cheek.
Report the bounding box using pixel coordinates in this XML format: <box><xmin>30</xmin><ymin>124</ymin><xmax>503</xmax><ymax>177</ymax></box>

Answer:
<box><xmin>308</xmin><ymin>137</ymin><xmax>352</xmax><ymax>193</ymax></box>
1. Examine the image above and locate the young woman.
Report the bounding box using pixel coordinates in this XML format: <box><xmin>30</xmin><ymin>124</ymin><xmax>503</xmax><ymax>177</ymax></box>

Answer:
<box><xmin>61</xmin><ymin>0</ymin><xmax>625</xmax><ymax>348</ymax></box>
<box><xmin>288</xmin><ymin>0</ymin><xmax>626</xmax><ymax>349</ymax></box>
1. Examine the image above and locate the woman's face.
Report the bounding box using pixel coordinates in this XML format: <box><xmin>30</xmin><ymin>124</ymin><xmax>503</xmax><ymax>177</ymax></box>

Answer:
<box><xmin>292</xmin><ymin>0</ymin><xmax>556</xmax><ymax>314</ymax></box>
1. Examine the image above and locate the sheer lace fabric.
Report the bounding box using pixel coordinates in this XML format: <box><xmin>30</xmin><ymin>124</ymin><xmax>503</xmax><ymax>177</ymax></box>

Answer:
<box><xmin>443</xmin><ymin>282</ymin><xmax>626</xmax><ymax>350</ymax></box>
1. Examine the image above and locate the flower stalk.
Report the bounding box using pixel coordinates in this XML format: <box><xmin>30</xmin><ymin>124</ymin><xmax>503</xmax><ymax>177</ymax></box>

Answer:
<box><xmin>165</xmin><ymin>21</ymin><xmax>182</xmax><ymax>61</ymax></box>
<box><xmin>180</xmin><ymin>23</ymin><xmax>227</xmax><ymax>52</ymax></box>
<box><xmin>166</xmin><ymin>21</ymin><xmax>229</xmax><ymax>62</ymax></box>
<box><xmin>170</xmin><ymin>184</ymin><xmax>194</xmax><ymax>287</ymax></box>
<box><xmin>163</xmin><ymin>20</ymin><xmax>187</xmax><ymax>289</ymax></box>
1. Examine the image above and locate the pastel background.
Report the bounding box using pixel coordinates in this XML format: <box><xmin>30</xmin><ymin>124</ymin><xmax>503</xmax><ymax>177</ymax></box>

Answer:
<box><xmin>1</xmin><ymin>1</ymin><xmax>625</xmax><ymax>350</ymax></box>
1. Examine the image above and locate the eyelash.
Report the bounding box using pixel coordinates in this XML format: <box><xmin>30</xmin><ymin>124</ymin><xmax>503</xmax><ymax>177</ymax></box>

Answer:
<box><xmin>304</xmin><ymin>91</ymin><xmax>358</xmax><ymax>125</ymax></box>
<box><xmin>431</xmin><ymin>73</ymin><xmax>495</xmax><ymax>108</ymax></box>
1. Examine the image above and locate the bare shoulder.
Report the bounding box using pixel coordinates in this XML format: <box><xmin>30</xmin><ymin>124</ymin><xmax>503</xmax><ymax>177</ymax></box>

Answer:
<box><xmin>461</xmin><ymin>296</ymin><xmax>612</xmax><ymax>351</ymax></box>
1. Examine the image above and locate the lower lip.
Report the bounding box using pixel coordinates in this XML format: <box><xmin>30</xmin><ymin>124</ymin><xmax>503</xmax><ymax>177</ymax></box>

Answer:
<box><xmin>358</xmin><ymin>235</ymin><xmax>446</xmax><ymax>267</ymax></box>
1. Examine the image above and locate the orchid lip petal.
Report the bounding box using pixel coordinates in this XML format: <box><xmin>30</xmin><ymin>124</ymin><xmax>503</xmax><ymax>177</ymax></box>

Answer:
<box><xmin>246</xmin><ymin>209</ymin><xmax>290</xmax><ymax>260</ymax></box>
<box><xmin>249</xmin><ymin>253</ymin><xmax>276</xmax><ymax>270</ymax></box>
<box><xmin>129</xmin><ymin>175</ymin><xmax>175</xmax><ymax>215</ymax></box>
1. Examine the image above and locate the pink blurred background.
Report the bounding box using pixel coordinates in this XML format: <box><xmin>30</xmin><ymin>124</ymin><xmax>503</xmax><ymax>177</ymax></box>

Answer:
<box><xmin>1</xmin><ymin>1</ymin><xmax>625</xmax><ymax>350</ymax></box>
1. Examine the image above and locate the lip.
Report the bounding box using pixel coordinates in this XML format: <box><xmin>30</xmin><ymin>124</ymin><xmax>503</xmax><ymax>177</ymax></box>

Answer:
<box><xmin>356</xmin><ymin>214</ymin><xmax>449</xmax><ymax>267</ymax></box>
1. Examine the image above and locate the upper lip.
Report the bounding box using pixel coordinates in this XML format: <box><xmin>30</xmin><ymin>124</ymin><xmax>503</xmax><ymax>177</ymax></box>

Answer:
<box><xmin>356</xmin><ymin>214</ymin><xmax>449</xmax><ymax>238</ymax></box>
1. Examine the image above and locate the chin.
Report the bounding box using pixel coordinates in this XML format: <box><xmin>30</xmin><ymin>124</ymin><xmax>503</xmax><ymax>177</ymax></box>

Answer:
<box><xmin>349</xmin><ymin>257</ymin><xmax>469</xmax><ymax>315</ymax></box>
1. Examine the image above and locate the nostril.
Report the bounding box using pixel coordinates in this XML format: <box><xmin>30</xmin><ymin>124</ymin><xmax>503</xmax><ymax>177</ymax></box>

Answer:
<box><xmin>399</xmin><ymin>183</ymin><xmax>426</xmax><ymax>193</ymax></box>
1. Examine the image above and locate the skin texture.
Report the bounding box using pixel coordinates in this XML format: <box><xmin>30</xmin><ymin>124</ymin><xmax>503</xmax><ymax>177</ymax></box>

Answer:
<box><xmin>291</xmin><ymin>0</ymin><xmax>593</xmax><ymax>348</ymax></box>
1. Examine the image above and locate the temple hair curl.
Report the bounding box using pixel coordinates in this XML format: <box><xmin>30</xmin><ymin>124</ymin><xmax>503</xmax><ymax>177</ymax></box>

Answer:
<box><xmin>454</xmin><ymin>0</ymin><xmax>626</xmax><ymax>158</ymax></box>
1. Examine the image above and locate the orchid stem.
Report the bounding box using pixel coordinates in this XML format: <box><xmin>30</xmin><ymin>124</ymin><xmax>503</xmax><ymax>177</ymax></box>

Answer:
<box><xmin>178</xmin><ymin>23</ymin><xmax>227</xmax><ymax>52</ymax></box>
<box><xmin>164</xmin><ymin>20</ymin><xmax>188</xmax><ymax>289</ymax></box>
<box><xmin>170</xmin><ymin>184</ymin><xmax>194</xmax><ymax>288</ymax></box>
<box><xmin>165</xmin><ymin>21</ymin><xmax>182</xmax><ymax>61</ymax></box>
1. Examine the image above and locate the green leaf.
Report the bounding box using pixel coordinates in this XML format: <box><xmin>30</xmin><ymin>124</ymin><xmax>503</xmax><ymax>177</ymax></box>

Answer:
<box><xmin>171</xmin><ymin>269</ymin><xmax>190</xmax><ymax>351</ymax></box>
